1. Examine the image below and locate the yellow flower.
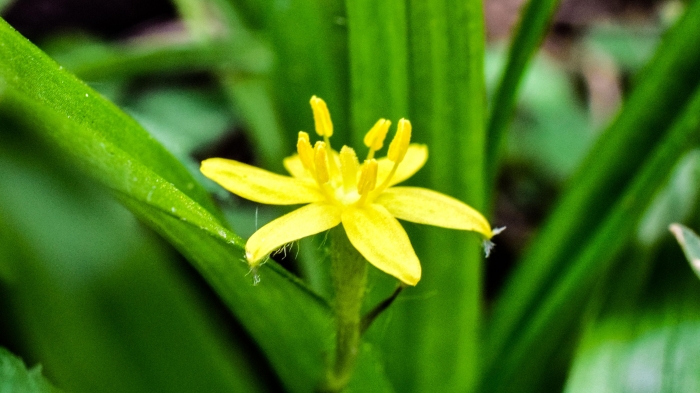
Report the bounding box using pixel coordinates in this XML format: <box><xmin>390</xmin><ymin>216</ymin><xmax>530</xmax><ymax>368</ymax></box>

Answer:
<box><xmin>201</xmin><ymin>96</ymin><xmax>495</xmax><ymax>286</ymax></box>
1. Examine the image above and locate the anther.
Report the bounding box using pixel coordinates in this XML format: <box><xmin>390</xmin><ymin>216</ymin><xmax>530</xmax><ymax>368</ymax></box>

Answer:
<box><xmin>314</xmin><ymin>141</ymin><xmax>330</xmax><ymax>184</ymax></box>
<box><xmin>339</xmin><ymin>146</ymin><xmax>359</xmax><ymax>192</ymax></box>
<box><xmin>363</xmin><ymin>119</ymin><xmax>391</xmax><ymax>157</ymax></box>
<box><xmin>310</xmin><ymin>96</ymin><xmax>333</xmax><ymax>137</ymax></box>
<box><xmin>388</xmin><ymin>118</ymin><xmax>411</xmax><ymax>163</ymax></box>
<box><xmin>296</xmin><ymin>131</ymin><xmax>314</xmax><ymax>171</ymax></box>
<box><xmin>357</xmin><ymin>159</ymin><xmax>378</xmax><ymax>195</ymax></box>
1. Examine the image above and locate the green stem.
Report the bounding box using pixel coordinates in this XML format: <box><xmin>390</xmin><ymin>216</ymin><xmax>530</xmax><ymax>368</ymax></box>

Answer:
<box><xmin>324</xmin><ymin>226</ymin><xmax>368</xmax><ymax>392</ymax></box>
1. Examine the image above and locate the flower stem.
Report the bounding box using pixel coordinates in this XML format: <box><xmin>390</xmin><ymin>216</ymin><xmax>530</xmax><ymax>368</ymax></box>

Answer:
<box><xmin>324</xmin><ymin>226</ymin><xmax>368</xmax><ymax>391</ymax></box>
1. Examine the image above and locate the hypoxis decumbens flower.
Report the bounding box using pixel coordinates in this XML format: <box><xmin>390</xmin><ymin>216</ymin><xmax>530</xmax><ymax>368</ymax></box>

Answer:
<box><xmin>201</xmin><ymin>96</ymin><xmax>496</xmax><ymax>286</ymax></box>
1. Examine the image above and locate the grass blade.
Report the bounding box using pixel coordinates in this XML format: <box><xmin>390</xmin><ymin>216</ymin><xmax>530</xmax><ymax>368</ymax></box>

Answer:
<box><xmin>485</xmin><ymin>0</ymin><xmax>563</xmax><ymax>179</ymax></box>
<box><xmin>371</xmin><ymin>1</ymin><xmax>487</xmax><ymax>391</ymax></box>
<box><xmin>670</xmin><ymin>223</ymin><xmax>700</xmax><ymax>281</ymax></box>
<box><xmin>565</xmin><ymin>245</ymin><xmax>700</xmax><ymax>393</ymax></box>
<box><xmin>345</xmin><ymin>0</ymin><xmax>408</xmax><ymax>144</ymax></box>
<box><xmin>483</xmin><ymin>80</ymin><xmax>700</xmax><ymax>391</ymax></box>
<box><xmin>0</xmin><ymin>18</ymin><xmax>335</xmax><ymax>391</ymax></box>
<box><xmin>487</xmin><ymin>1</ymin><xmax>700</xmax><ymax>372</ymax></box>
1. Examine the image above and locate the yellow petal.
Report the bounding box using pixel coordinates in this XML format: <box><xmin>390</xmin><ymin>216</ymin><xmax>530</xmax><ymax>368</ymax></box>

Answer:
<box><xmin>376</xmin><ymin>187</ymin><xmax>492</xmax><ymax>237</ymax></box>
<box><xmin>282</xmin><ymin>154</ymin><xmax>312</xmax><ymax>179</ymax></box>
<box><xmin>377</xmin><ymin>144</ymin><xmax>428</xmax><ymax>186</ymax></box>
<box><xmin>201</xmin><ymin>158</ymin><xmax>322</xmax><ymax>205</ymax></box>
<box><xmin>341</xmin><ymin>204</ymin><xmax>421</xmax><ymax>285</ymax></box>
<box><xmin>246</xmin><ymin>203</ymin><xmax>342</xmax><ymax>264</ymax></box>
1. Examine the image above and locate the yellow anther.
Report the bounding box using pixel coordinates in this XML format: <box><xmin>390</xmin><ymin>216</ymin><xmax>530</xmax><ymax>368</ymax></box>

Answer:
<box><xmin>314</xmin><ymin>141</ymin><xmax>330</xmax><ymax>184</ymax></box>
<box><xmin>339</xmin><ymin>146</ymin><xmax>359</xmax><ymax>192</ymax></box>
<box><xmin>296</xmin><ymin>131</ymin><xmax>314</xmax><ymax>171</ymax></box>
<box><xmin>357</xmin><ymin>159</ymin><xmax>378</xmax><ymax>195</ymax></box>
<box><xmin>363</xmin><ymin>119</ymin><xmax>391</xmax><ymax>153</ymax></box>
<box><xmin>388</xmin><ymin>118</ymin><xmax>411</xmax><ymax>163</ymax></box>
<box><xmin>310</xmin><ymin>95</ymin><xmax>333</xmax><ymax>137</ymax></box>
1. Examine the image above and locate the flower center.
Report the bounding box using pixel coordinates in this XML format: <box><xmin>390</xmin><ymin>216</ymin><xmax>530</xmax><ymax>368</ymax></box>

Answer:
<box><xmin>296</xmin><ymin>96</ymin><xmax>413</xmax><ymax>208</ymax></box>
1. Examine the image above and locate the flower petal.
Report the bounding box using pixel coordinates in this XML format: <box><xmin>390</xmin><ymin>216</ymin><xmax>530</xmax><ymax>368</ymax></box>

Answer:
<box><xmin>282</xmin><ymin>154</ymin><xmax>312</xmax><ymax>179</ymax></box>
<box><xmin>377</xmin><ymin>144</ymin><xmax>428</xmax><ymax>186</ymax></box>
<box><xmin>376</xmin><ymin>186</ymin><xmax>492</xmax><ymax>237</ymax></box>
<box><xmin>246</xmin><ymin>203</ymin><xmax>342</xmax><ymax>264</ymax></box>
<box><xmin>341</xmin><ymin>204</ymin><xmax>421</xmax><ymax>285</ymax></box>
<box><xmin>201</xmin><ymin>158</ymin><xmax>322</xmax><ymax>205</ymax></box>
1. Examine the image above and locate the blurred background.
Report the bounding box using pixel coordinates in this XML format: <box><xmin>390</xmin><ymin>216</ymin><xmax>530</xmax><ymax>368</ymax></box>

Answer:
<box><xmin>1</xmin><ymin>0</ymin><xmax>698</xmax><ymax>392</ymax></box>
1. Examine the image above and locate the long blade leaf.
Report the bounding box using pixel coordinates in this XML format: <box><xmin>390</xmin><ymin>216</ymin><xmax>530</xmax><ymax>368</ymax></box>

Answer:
<box><xmin>0</xmin><ymin>17</ymin><xmax>334</xmax><ymax>392</ymax></box>
<box><xmin>487</xmin><ymin>1</ymin><xmax>700</xmax><ymax>372</ymax></box>
<box><xmin>367</xmin><ymin>1</ymin><xmax>488</xmax><ymax>391</ymax></box>
<box><xmin>485</xmin><ymin>0</ymin><xmax>563</xmax><ymax>178</ymax></box>
<box><xmin>483</xmin><ymin>81</ymin><xmax>700</xmax><ymax>392</ymax></box>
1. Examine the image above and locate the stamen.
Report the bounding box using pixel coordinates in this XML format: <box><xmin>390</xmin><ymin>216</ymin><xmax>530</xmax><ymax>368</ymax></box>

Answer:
<box><xmin>323</xmin><ymin>135</ymin><xmax>339</xmax><ymax>177</ymax></box>
<box><xmin>314</xmin><ymin>141</ymin><xmax>330</xmax><ymax>184</ymax></box>
<box><xmin>372</xmin><ymin>119</ymin><xmax>412</xmax><ymax>196</ymax></box>
<box><xmin>357</xmin><ymin>159</ymin><xmax>378</xmax><ymax>196</ymax></box>
<box><xmin>310</xmin><ymin>96</ymin><xmax>333</xmax><ymax>137</ymax></box>
<box><xmin>339</xmin><ymin>146</ymin><xmax>359</xmax><ymax>192</ymax></box>
<box><xmin>363</xmin><ymin>119</ymin><xmax>391</xmax><ymax>159</ymax></box>
<box><xmin>388</xmin><ymin>118</ymin><xmax>411</xmax><ymax>163</ymax></box>
<box><xmin>296</xmin><ymin>131</ymin><xmax>314</xmax><ymax>171</ymax></box>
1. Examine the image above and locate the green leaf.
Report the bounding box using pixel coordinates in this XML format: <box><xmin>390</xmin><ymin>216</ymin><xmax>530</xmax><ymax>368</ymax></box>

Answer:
<box><xmin>482</xmin><ymin>68</ymin><xmax>700</xmax><ymax>393</ymax></box>
<box><xmin>0</xmin><ymin>134</ymin><xmax>273</xmax><ymax>392</ymax></box>
<box><xmin>669</xmin><ymin>224</ymin><xmax>700</xmax><ymax>281</ymax></box>
<box><xmin>262</xmin><ymin>0</ymin><xmax>350</xmax><ymax>148</ymax></box>
<box><xmin>0</xmin><ymin>0</ymin><xmax>13</xmax><ymax>13</ymax></box>
<box><xmin>125</xmin><ymin>86</ymin><xmax>234</xmax><ymax>158</ymax></box>
<box><xmin>0</xmin><ymin>17</ymin><xmax>335</xmax><ymax>391</ymax></box>
<box><xmin>487</xmin><ymin>2</ymin><xmax>700</xmax><ymax>381</ymax></box>
<box><xmin>0</xmin><ymin>347</ymin><xmax>61</xmax><ymax>393</ymax></box>
<box><xmin>584</xmin><ymin>24</ymin><xmax>661</xmax><ymax>72</ymax></box>
<box><xmin>567</xmin><ymin>314</ymin><xmax>700</xmax><ymax>393</ymax></box>
<box><xmin>345</xmin><ymin>344</ymin><xmax>395</xmax><ymax>393</ymax></box>
<box><xmin>486</xmin><ymin>0</ymin><xmax>563</xmax><ymax>178</ymax></box>
<box><xmin>345</xmin><ymin>0</ymin><xmax>408</xmax><ymax>145</ymax></box>
<box><xmin>165</xmin><ymin>0</ymin><xmax>286</xmax><ymax>171</ymax></box>
<box><xmin>638</xmin><ymin>152</ymin><xmax>700</xmax><ymax>247</ymax></box>
<box><xmin>356</xmin><ymin>1</ymin><xmax>487</xmax><ymax>391</ymax></box>
<box><xmin>488</xmin><ymin>49</ymin><xmax>593</xmax><ymax>180</ymax></box>
<box><xmin>565</xmin><ymin>251</ymin><xmax>700</xmax><ymax>393</ymax></box>
<box><xmin>219</xmin><ymin>74</ymin><xmax>287</xmax><ymax>171</ymax></box>
<box><xmin>51</xmin><ymin>38</ymin><xmax>270</xmax><ymax>81</ymax></box>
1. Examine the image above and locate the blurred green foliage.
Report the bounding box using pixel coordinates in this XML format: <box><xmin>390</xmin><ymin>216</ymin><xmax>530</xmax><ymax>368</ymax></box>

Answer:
<box><xmin>2</xmin><ymin>0</ymin><xmax>700</xmax><ymax>392</ymax></box>
<box><xmin>0</xmin><ymin>347</ymin><xmax>60</xmax><ymax>393</ymax></box>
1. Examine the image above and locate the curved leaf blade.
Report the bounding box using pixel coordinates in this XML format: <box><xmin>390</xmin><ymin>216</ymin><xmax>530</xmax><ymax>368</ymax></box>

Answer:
<box><xmin>0</xmin><ymin>347</ymin><xmax>62</xmax><ymax>393</ymax></box>
<box><xmin>487</xmin><ymin>1</ymin><xmax>700</xmax><ymax>373</ymax></box>
<box><xmin>0</xmin><ymin>17</ymin><xmax>334</xmax><ymax>392</ymax></box>
<box><xmin>670</xmin><ymin>223</ymin><xmax>700</xmax><ymax>281</ymax></box>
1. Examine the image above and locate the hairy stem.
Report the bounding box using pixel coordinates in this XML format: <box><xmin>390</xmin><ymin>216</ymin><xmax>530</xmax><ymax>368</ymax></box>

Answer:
<box><xmin>323</xmin><ymin>226</ymin><xmax>368</xmax><ymax>391</ymax></box>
